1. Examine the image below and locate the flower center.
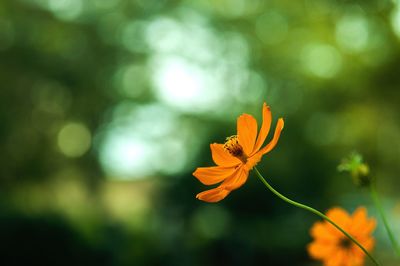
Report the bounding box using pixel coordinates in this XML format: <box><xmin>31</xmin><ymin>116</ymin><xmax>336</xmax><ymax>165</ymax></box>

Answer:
<box><xmin>339</xmin><ymin>238</ymin><xmax>352</xmax><ymax>249</ymax></box>
<box><xmin>223</xmin><ymin>135</ymin><xmax>247</xmax><ymax>163</ymax></box>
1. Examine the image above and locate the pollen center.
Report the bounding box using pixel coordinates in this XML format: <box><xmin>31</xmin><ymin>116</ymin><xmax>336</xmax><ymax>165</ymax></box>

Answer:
<box><xmin>223</xmin><ymin>135</ymin><xmax>247</xmax><ymax>162</ymax></box>
<box><xmin>339</xmin><ymin>238</ymin><xmax>352</xmax><ymax>249</ymax></box>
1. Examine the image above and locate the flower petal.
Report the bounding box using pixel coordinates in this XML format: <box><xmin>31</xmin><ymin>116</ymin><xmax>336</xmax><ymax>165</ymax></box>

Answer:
<box><xmin>221</xmin><ymin>166</ymin><xmax>249</xmax><ymax>191</ymax></box>
<box><xmin>193</xmin><ymin>166</ymin><xmax>237</xmax><ymax>185</ymax></box>
<box><xmin>243</xmin><ymin>153</ymin><xmax>262</xmax><ymax>171</ymax></box>
<box><xmin>310</xmin><ymin>221</ymin><xmax>338</xmax><ymax>242</ymax></box>
<box><xmin>350</xmin><ymin>237</ymin><xmax>374</xmax><ymax>258</ymax></box>
<box><xmin>346</xmin><ymin>249</ymin><xmax>365</xmax><ymax>266</ymax></box>
<box><xmin>325</xmin><ymin>207</ymin><xmax>351</xmax><ymax>232</ymax></box>
<box><xmin>252</xmin><ymin>103</ymin><xmax>272</xmax><ymax>154</ymax></box>
<box><xmin>255</xmin><ymin>118</ymin><xmax>284</xmax><ymax>156</ymax></box>
<box><xmin>350</xmin><ymin>207</ymin><xmax>376</xmax><ymax>235</ymax></box>
<box><xmin>196</xmin><ymin>188</ymin><xmax>230</xmax><ymax>203</ymax></box>
<box><xmin>237</xmin><ymin>114</ymin><xmax>258</xmax><ymax>155</ymax></box>
<box><xmin>210</xmin><ymin>143</ymin><xmax>241</xmax><ymax>167</ymax></box>
<box><xmin>325</xmin><ymin>249</ymin><xmax>346</xmax><ymax>266</ymax></box>
<box><xmin>307</xmin><ymin>241</ymin><xmax>337</xmax><ymax>260</ymax></box>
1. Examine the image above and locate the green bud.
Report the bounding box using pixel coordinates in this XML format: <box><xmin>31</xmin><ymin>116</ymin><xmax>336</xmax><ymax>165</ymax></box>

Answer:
<box><xmin>338</xmin><ymin>152</ymin><xmax>371</xmax><ymax>187</ymax></box>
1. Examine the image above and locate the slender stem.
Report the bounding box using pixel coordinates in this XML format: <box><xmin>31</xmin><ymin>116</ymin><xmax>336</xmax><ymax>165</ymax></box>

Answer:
<box><xmin>370</xmin><ymin>181</ymin><xmax>400</xmax><ymax>257</ymax></box>
<box><xmin>253</xmin><ymin>167</ymin><xmax>380</xmax><ymax>266</ymax></box>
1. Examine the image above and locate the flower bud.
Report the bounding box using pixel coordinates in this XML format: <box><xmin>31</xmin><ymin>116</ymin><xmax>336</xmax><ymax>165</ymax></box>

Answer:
<box><xmin>338</xmin><ymin>152</ymin><xmax>371</xmax><ymax>187</ymax></box>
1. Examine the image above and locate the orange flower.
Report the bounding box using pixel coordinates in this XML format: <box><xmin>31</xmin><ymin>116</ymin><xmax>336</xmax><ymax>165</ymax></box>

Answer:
<box><xmin>308</xmin><ymin>207</ymin><xmax>377</xmax><ymax>266</ymax></box>
<box><xmin>193</xmin><ymin>102</ymin><xmax>284</xmax><ymax>202</ymax></box>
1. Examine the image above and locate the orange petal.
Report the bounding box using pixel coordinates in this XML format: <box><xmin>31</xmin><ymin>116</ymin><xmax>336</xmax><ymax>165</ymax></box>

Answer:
<box><xmin>237</xmin><ymin>114</ymin><xmax>258</xmax><ymax>155</ymax></box>
<box><xmin>252</xmin><ymin>103</ymin><xmax>272</xmax><ymax>154</ymax></box>
<box><xmin>355</xmin><ymin>237</ymin><xmax>375</xmax><ymax>253</ymax></box>
<box><xmin>243</xmin><ymin>152</ymin><xmax>262</xmax><ymax>171</ymax></box>
<box><xmin>255</xmin><ymin>118</ymin><xmax>284</xmax><ymax>156</ymax></box>
<box><xmin>196</xmin><ymin>187</ymin><xmax>230</xmax><ymax>203</ymax></box>
<box><xmin>220</xmin><ymin>166</ymin><xmax>249</xmax><ymax>191</ymax></box>
<box><xmin>325</xmin><ymin>249</ymin><xmax>347</xmax><ymax>266</ymax></box>
<box><xmin>310</xmin><ymin>221</ymin><xmax>338</xmax><ymax>242</ymax></box>
<box><xmin>350</xmin><ymin>207</ymin><xmax>376</xmax><ymax>235</ymax></box>
<box><xmin>325</xmin><ymin>207</ymin><xmax>351</xmax><ymax>233</ymax></box>
<box><xmin>307</xmin><ymin>241</ymin><xmax>337</xmax><ymax>260</ymax></box>
<box><xmin>210</xmin><ymin>143</ymin><xmax>241</xmax><ymax>167</ymax></box>
<box><xmin>346</xmin><ymin>249</ymin><xmax>364</xmax><ymax>266</ymax></box>
<box><xmin>193</xmin><ymin>166</ymin><xmax>237</xmax><ymax>185</ymax></box>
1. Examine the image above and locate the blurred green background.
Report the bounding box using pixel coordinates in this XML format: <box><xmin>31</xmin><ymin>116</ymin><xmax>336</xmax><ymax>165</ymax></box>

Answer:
<box><xmin>1</xmin><ymin>0</ymin><xmax>400</xmax><ymax>265</ymax></box>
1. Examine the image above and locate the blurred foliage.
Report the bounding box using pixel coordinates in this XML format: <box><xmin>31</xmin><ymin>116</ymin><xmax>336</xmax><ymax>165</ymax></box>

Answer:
<box><xmin>1</xmin><ymin>0</ymin><xmax>400</xmax><ymax>265</ymax></box>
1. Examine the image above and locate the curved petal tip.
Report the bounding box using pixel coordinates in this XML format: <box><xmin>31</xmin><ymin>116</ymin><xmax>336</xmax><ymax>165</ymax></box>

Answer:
<box><xmin>196</xmin><ymin>188</ymin><xmax>230</xmax><ymax>203</ymax></box>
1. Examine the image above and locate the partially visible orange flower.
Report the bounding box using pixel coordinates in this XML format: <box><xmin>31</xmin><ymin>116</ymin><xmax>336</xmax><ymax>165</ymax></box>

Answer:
<box><xmin>193</xmin><ymin>102</ymin><xmax>284</xmax><ymax>202</ymax></box>
<box><xmin>308</xmin><ymin>207</ymin><xmax>377</xmax><ymax>266</ymax></box>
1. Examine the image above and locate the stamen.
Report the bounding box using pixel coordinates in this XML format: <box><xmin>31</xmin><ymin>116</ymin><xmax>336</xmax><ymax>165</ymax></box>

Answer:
<box><xmin>223</xmin><ymin>135</ymin><xmax>247</xmax><ymax>162</ymax></box>
<box><xmin>339</xmin><ymin>238</ymin><xmax>352</xmax><ymax>249</ymax></box>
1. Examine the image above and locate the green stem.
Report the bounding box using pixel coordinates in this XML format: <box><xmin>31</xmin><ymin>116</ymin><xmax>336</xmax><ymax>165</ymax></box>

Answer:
<box><xmin>370</xmin><ymin>181</ymin><xmax>400</xmax><ymax>257</ymax></box>
<box><xmin>253</xmin><ymin>167</ymin><xmax>380</xmax><ymax>266</ymax></box>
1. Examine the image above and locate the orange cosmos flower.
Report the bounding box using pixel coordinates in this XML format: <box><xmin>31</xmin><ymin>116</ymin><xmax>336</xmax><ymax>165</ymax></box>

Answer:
<box><xmin>308</xmin><ymin>207</ymin><xmax>377</xmax><ymax>266</ymax></box>
<box><xmin>193</xmin><ymin>102</ymin><xmax>284</xmax><ymax>202</ymax></box>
